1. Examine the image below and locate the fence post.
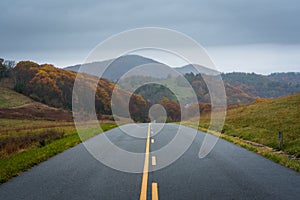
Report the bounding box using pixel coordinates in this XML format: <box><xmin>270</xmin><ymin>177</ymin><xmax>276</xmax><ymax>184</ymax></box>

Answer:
<box><xmin>278</xmin><ymin>131</ymin><xmax>283</xmax><ymax>150</ymax></box>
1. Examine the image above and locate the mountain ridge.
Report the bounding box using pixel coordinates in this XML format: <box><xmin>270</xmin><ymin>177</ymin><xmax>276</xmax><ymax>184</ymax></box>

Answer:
<box><xmin>64</xmin><ymin>55</ymin><xmax>300</xmax><ymax>103</ymax></box>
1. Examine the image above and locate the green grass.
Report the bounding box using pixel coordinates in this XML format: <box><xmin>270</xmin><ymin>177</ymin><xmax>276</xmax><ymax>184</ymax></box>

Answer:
<box><xmin>0</xmin><ymin>87</ymin><xmax>32</xmax><ymax>108</ymax></box>
<box><xmin>224</xmin><ymin>94</ymin><xmax>300</xmax><ymax>156</ymax></box>
<box><xmin>182</xmin><ymin>93</ymin><xmax>300</xmax><ymax>172</ymax></box>
<box><xmin>0</xmin><ymin>121</ymin><xmax>117</xmax><ymax>183</ymax></box>
<box><xmin>0</xmin><ymin>134</ymin><xmax>80</xmax><ymax>183</ymax></box>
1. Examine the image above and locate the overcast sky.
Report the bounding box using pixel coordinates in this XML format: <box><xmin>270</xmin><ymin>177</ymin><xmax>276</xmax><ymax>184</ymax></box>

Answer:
<box><xmin>1</xmin><ymin>0</ymin><xmax>300</xmax><ymax>74</ymax></box>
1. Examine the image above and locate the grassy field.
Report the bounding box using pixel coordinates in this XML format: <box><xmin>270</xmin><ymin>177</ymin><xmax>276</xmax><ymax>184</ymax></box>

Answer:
<box><xmin>225</xmin><ymin>94</ymin><xmax>300</xmax><ymax>156</ymax></box>
<box><xmin>0</xmin><ymin>119</ymin><xmax>117</xmax><ymax>183</ymax></box>
<box><xmin>0</xmin><ymin>119</ymin><xmax>73</xmax><ymax>137</ymax></box>
<box><xmin>0</xmin><ymin>87</ymin><xmax>32</xmax><ymax>108</ymax></box>
<box><xmin>182</xmin><ymin>93</ymin><xmax>300</xmax><ymax>172</ymax></box>
<box><xmin>0</xmin><ymin>85</ymin><xmax>118</xmax><ymax>183</ymax></box>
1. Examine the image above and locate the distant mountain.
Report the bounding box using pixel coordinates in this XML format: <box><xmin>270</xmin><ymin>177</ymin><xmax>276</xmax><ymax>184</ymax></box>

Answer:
<box><xmin>65</xmin><ymin>55</ymin><xmax>300</xmax><ymax>105</ymax></box>
<box><xmin>65</xmin><ymin>55</ymin><xmax>220</xmax><ymax>81</ymax></box>
<box><xmin>65</xmin><ymin>55</ymin><xmax>164</xmax><ymax>81</ymax></box>
<box><xmin>175</xmin><ymin>64</ymin><xmax>219</xmax><ymax>75</ymax></box>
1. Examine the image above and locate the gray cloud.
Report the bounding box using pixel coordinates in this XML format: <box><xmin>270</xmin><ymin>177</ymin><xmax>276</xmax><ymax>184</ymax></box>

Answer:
<box><xmin>1</xmin><ymin>0</ymin><xmax>300</xmax><ymax>70</ymax></box>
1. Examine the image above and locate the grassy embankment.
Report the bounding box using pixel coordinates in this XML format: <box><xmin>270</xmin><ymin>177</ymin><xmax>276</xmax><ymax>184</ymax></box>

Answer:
<box><xmin>0</xmin><ymin>86</ymin><xmax>32</xmax><ymax>108</ymax></box>
<box><xmin>0</xmin><ymin>119</ymin><xmax>117</xmax><ymax>183</ymax></box>
<box><xmin>0</xmin><ymin>87</ymin><xmax>117</xmax><ymax>183</ymax></box>
<box><xmin>182</xmin><ymin>93</ymin><xmax>300</xmax><ymax>172</ymax></box>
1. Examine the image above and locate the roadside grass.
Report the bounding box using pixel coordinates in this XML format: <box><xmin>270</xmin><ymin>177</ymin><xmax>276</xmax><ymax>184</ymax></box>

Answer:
<box><xmin>224</xmin><ymin>94</ymin><xmax>300</xmax><ymax>157</ymax></box>
<box><xmin>0</xmin><ymin>120</ymin><xmax>117</xmax><ymax>184</ymax></box>
<box><xmin>219</xmin><ymin>131</ymin><xmax>300</xmax><ymax>172</ymax></box>
<box><xmin>182</xmin><ymin>121</ymin><xmax>300</xmax><ymax>173</ymax></box>
<box><xmin>0</xmin><ymin>129</ymin><xmax>65</xmax><ymax>158</ymax></box>
<box><xmin>0</xmin><ymin>87</ymin><xmax>32</xmax><ymax>108</ymax></box>
<box><xmin>182</xmin><ymin>93</ymin><xmax>300</xmax><ymax>172</ymax></box>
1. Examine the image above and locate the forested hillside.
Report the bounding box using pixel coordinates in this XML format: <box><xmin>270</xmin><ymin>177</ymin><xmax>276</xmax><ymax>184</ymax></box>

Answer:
<box><xmin>184</xmin><ymin>73</ymin><xmax>255</xmax><ymax>104</ymax></box>
<box><xmin>3</xmin><ymin>60</ymin><xmax>300</xmax><ymax>122</ymax></box>
<box><xmin>268</xmin><ymin>72</ymin><xmax>300</xmax><ymax>86</ymax></box>
<box><xmin>12</xmin><ymin>61</ymin><xmax>150</xmax><ymax>122</ymax></box>
<box><xmin>222</xmin><ymin>72</ymin><xmax>300</xmax><ymax>98</ymax></box>
<box><xmin>120</xmin><ymin>72</ymin><xmax>300</xmax><ymax>106</ymax></box>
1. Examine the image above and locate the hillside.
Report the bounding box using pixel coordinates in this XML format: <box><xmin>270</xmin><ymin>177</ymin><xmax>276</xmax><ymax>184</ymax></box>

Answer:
<box><xmin>268</xmin><ymin>72</ymin><xmax>300</xmax><ymax>86</ymax></box>
<box><xmin>12</xmin><ymin>61</ymin><xmax>152</xmax><ymax>122</ymax></box>
<box><xmin>0</xmin><ymin>86</ymin><xmax>73</xmax><ymax>121</ymax></box>
<box><xmin>0</xmin><ymin>86</ymin><xmax>32</xmax><ymax>108</ymax></box>
<box><xmin>117</xmin><ymin>73</ymin><xmax>254</xmax><ymax>105</ymax></box>
<box><xmin>0</xmin><ymin>60</ymin><xmax>191</xmax><ymax>123</ymax></box>
<box><xmin>184</xmin><ymin>73</ymin><xmax>255</xmax><ymax>104</ymax></box>
<box><xmin>197</xmin><ymin>93</ymin><xmax>300</xmax><ymax>157</ymax></box>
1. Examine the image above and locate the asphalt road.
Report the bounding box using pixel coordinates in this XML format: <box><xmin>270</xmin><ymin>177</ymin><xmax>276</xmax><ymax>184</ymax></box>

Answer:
<box><xmin>0</xmin><ymin>123</ymin><xmax>300</xmax><ymax>200</ymax></box>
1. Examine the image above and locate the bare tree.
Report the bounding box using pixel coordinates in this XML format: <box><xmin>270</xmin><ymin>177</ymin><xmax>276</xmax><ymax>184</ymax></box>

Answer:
<box><xmin>0</xmin><ymin>59</ymin><xmax>15</xmax><ymax>78</ymax></box>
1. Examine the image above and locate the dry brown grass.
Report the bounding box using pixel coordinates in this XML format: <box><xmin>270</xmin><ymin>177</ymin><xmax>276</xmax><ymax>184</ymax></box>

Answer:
<box><xmin>0</xmin><ymin>129</ymin><xmax>65</xmax><ymax>159</ymax></box>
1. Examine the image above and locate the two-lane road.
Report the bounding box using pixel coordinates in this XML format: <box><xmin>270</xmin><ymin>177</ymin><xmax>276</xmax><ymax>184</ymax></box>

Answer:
<box><xmin>1</xmin><ymin>124</ymin><xmax>300</xmax><ymax>199</ymax></box>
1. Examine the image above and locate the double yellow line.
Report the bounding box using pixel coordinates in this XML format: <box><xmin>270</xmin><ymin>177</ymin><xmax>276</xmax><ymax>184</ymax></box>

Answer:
<box><xmin>139</xmin><ymin>123</ymin><xmax>159</xmax><ymax>200</ymax></box>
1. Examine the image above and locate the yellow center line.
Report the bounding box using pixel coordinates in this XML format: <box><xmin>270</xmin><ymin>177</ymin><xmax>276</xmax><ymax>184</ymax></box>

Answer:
<box><xmin>152</xmin><ymin>156</ymin><xmax>156</xmax><ymax>166</ymax></box>
<box><xmin>152</xmin><ymin>182</ymin><xmax>159</xmax><ymax>200</ymax></box>
<box><xmin>140</xmin><ymin>123</ymin><xmax>151</xmax><ymax>200</ymax></box>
